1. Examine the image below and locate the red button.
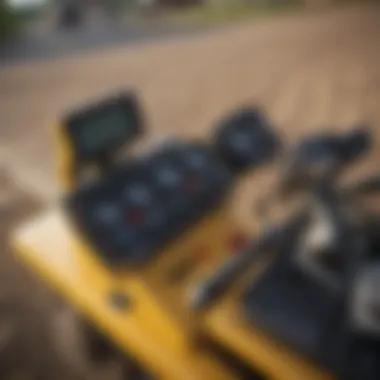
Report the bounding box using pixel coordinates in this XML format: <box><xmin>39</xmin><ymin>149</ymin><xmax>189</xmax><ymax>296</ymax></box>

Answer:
<box><xmin>127</xmin><ymin>209</ymin><xmax>145</xmax><ymax>226</ymax></box>
<box><xmin>229</xmin><ymin>232</ymin><xmax>250</xmax><ymax>252</ymax></box>
<box><xmin>183</xmin><ymin>175</ymin><xmax>201</xmax><ymax>193</ymax></box>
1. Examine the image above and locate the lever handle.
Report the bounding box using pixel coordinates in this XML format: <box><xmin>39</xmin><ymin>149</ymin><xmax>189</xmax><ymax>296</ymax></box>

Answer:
<box><xmin>191</xmin><ymin>219</ymin><xmax>300</xmax><ymax>310</ymax></box>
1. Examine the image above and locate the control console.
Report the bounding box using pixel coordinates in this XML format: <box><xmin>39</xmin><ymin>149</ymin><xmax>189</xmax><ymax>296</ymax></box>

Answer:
<box><xmin>61</xmin><ymin>92</ymin><xmax>279</xmax><ymax>268</ymax></box>
<box><xmin>66</xmin><ymin>141</ymin><xmax>232</xmax><ymax>267</ymax></box>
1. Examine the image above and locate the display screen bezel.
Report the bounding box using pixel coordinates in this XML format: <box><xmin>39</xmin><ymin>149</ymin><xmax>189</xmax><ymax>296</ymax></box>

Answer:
<box><xmin>64</xmin><ymin>92</ymin><xmax>143</xmax><ymax>162</ymax></box>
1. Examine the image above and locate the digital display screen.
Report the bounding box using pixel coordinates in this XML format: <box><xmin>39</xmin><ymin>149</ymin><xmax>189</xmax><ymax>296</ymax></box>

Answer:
<box><xmin>66</xmin><ymin>94</ymin><xmax>142</xmax><ymax>160</ymax></box>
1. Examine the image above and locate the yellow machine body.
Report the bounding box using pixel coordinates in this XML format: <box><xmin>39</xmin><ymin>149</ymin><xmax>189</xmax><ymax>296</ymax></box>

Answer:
<box><xmin>53</xmin><ymin>122</ymin><xmax>77</xmax><ymax>193</ymax></box>
<box><xmin>12</xmin><ymin>115</ymin><xmax>245</xmax><ymax>378</ymax></box>
<box><xmin>12</xmin><ymin>205</ymin><xmax>241</xmax><ymax>379</ymax></box>
<box><xmin>11</xmin><ymin>96</ymin><xmax>337</xmax><ymax>380</ymax></box>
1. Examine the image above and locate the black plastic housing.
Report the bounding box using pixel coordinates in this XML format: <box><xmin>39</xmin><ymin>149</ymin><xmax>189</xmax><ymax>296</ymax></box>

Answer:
<box><xmin>213</xmin><ymin>107</ymin><xmax>281</xmax><ymax>173</ymax></box>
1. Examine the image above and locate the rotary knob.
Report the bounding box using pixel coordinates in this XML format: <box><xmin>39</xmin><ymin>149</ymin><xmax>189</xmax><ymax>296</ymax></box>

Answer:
<box><xmin>156</xmin><ymin>165</ymin><xmax>182</xmax><ymax>189</ymax></box>
<box><xmin>94</xmin><ymin>202</ymin><xmax>120</xmax><ymax>226</ymax></box>
<box><xmin>124</xmin><ymin>183</ymin><xmax>152</xmax><ymax>207</ymax></box>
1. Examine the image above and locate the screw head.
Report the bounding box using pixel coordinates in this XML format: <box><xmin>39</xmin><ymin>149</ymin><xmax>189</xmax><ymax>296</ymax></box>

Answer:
<box><xmin>108</xmin><ymin>291</ymin><xmax>131</xmax><ymax>311</ymax></box>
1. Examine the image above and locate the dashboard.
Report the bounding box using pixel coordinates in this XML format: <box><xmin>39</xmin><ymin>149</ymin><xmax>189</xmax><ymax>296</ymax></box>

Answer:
<box><xmin>66</xmin><ymin>141</ymin><xmax>232</xmax><ymax>267</ymax></box>
<box><xmin>62</xmin><ymin>93</ymin><xmax>280</xmax><ymax>268</ymax></box>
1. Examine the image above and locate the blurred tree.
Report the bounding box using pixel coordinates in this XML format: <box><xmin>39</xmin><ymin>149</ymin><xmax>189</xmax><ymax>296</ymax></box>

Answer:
<box><xmin>0</xmin><ymin>2</ymin><xmax>20</xmax><ymax>40</ymax></box>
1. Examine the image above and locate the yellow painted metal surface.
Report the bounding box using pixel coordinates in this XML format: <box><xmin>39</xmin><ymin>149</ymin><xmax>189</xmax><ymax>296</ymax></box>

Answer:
<box><xmin>11</xmin><ymin>114</ymin><xmax>241</xmax><ymax>379</ymax></box>
<box><xmin>52</xmin><ymin>122</ymin><xmax>76</xmax><ymax>193</ymax></box>
<box><xmin>11</xmin><ymin>208</ymin><xmax>239</xmax><ymax>380</ymax></box>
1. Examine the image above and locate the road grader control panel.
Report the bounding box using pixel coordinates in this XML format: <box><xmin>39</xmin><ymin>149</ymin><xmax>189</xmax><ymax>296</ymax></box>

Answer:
<box><xmin>11</xmin><ymin>90</ymin><xmax>380</xmax><ymax>380</ymax></box>
<box><xmin>66</xmin><ymin>141</ymin><xmax>232</xmax><ymax>267</ymax></box>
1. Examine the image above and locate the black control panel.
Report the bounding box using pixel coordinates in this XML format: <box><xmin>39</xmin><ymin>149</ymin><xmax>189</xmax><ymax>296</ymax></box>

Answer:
<box><xmin>62</xmin><ymin>94</ymin><xmax>280</xmax><ymax>267</ymax></box>
<box><xmin>66</xmin><ymin>141</ymin><xmax>232</xmax><ymax>267</ymax></box>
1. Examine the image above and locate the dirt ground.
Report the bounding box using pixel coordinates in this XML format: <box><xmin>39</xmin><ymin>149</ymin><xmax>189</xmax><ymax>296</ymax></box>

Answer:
<box><xmin>1</xmin><ymin>162</ymin><xmax>84</xmax><ymax>378</ymax></box>
<box><xmin>1</xmin><ymin>3</ymin><xmax>380</xmax><ymax>379</ymax></box>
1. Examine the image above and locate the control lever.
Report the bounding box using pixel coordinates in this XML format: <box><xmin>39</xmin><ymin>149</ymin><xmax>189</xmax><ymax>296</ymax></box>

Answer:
<box><xmin>279</xmin><ymin>126</ymin><xmax>371</xmax><ymax>196</ymax></box>
<box><xmin>254</xmin><ymin>127</ymin><xmax>372</xmax><ymax>225</ymax></box>
<box><xmin>339</xmin><ymin>126</ymin><xmax>371</xmax><ymax>163</ymax></box>
<box><xmin>191</xmin><ymin>216</ymin><xmax>303</xmax><ymax>310</ymax></box>
<box><xmin>295</xmin><ymin>184</ymin><xmax>365</xmax><ymax>292</ymax></box>
<box><xmin>351</xmin><ymin>263</ymin><xmax>380</xmax><ymax>337</ymax></box>
<box><xmin>344</xmin><ymin>173</ymin><xmax>380</xmax><ymax>198</ymax></box>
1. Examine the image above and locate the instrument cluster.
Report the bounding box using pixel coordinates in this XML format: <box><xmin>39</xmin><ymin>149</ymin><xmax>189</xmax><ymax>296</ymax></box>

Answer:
<box><xmin>66</xmin><ymin>141</ymin><xmax>232</xmax><ymax>266</ymax></box>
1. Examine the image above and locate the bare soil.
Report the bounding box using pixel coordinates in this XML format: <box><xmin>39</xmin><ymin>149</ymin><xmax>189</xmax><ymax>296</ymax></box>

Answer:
<box><xmin>0</xmin><ymin>173</ymin><xmax>78</xmax><ymax>379</ymax></box>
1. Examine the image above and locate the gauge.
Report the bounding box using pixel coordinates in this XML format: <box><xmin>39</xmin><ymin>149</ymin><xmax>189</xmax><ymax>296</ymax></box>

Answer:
<box><xmin>156</xmin><ymin>165</ymin><xmax>182</xmax><ymax>189</ymax></box>
<box><xmin>124</xmin><ymin>183</ymin><xmax>152</xmax><ymax>206</ymax></box>
<box><xmin>184</xmin><ymin>149</ymin><xmax>207</xmax><ymax>171</ymax></box>
<box><xmin>94</xmin><ymin>202</ymin><xmax>120</xmax><ymax>226</ymax></box>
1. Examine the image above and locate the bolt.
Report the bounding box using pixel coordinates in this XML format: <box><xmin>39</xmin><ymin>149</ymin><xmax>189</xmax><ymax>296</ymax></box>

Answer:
<box><xmin>108</xmin><ymin>291</ymin><xmax>131</xmax><ymax>311</ymax></box>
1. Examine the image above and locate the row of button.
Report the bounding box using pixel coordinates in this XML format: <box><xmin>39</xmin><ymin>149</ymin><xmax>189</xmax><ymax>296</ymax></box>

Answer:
<box><xmin>67</xmin><ymin>141</ymin><xmax>232</xmax><ymax>266</ymax></box>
